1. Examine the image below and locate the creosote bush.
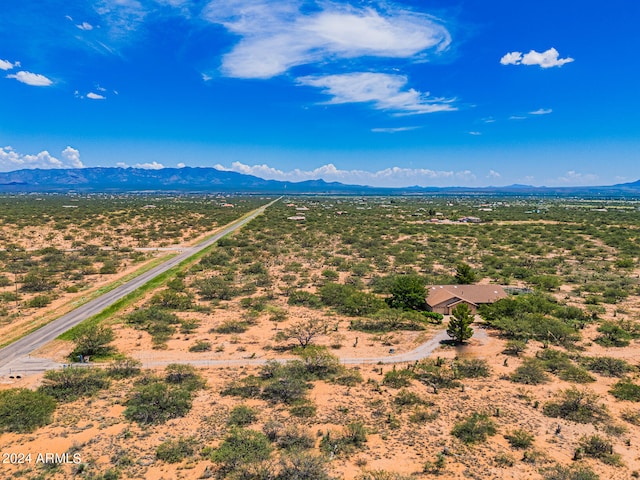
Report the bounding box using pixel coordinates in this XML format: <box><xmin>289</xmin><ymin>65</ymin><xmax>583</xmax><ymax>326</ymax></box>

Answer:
<box><xmin>156</xmin><ymin>437</ymin><xmax>196</xmax><ymax>463</ymax></box>
<box><xmin>451</xmin><ymin>412</ymin><xmax>497</xmax><ymax>444</ymax></box>
<box><xmin>543</xmin><ymin>387</ymin><xmax>609</xmax><ymax>424</ymax></box>
<box><xmin>610</xmin><ymin>379</ymin><xmax>640</xmax><ymax>401</ymax></box>
<box><xmin>38</xmin><ymin>367</ymin><xmax>110</xmax><ymax>402</ymax></box>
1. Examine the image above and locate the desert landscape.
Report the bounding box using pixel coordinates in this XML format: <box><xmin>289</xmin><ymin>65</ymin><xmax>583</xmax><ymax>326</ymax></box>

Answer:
<box><xmin>1</xmin><ymin>194</ymin><xmax>639</xmax><ymax>480</ymax></box>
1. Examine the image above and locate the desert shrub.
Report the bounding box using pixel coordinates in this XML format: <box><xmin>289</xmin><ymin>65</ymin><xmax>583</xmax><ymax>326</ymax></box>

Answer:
<box><xmin>0</xmin><ymin>389</ymin><xmax>56</xmax><ymax>433</ymax></box>
<box><xmin>294</xmin><ymin>345</ymin><xmax>342</xmax><ymax>380</ymax></box>
<box><xmin>595</xmin><ymin>322</ymin><xmax>632</xmax><ymax>347</ymax></box>
<box><xmin>577</xmin><ymin>435</ymin><xmax>621</xmax><ymax>465</ymax></box>
<box><xmin>126</xmin><ymin>307</ymin><xmax>179</xmax><ymax>344</ymax></box>
<box><xmin>107</xmin><ymin>358</ymin><xmax>142</xmax><ymax>379</ymax></box>
<box><xmin>189</xmin><ymin>340</ymin><xmax>212</xmax><ymax>352</ymax></box>
<box><xmin>350</xmin><ymin>310</ymin><xmax>421</xmax><ymax>333</ymax></box>
<box><xmin>211</xmin><ymin>429</ymin><xmax>272</xmax><ymax>474</ymax></box>
<box><xmin>504</xmin><ymin>429</ymin><xmax>534</xmax><ymax>449</ymax></box>
<box><xmin>281</xmin><ymin>318</ymin><xmax>330</xmax><ymax>348</ymax></box>
<box><xmin>215</xmin><ymin>319</ymin><xmax>249</xmax><ymax>334</ymax></box>
<box><xmin>558</xmin><ymin>365</ymin><xmax>595</xmax><ymax>384</ymax></box>
<box><xmin>164</xmin><ymin>364</ymin><xmax>206</xmax><ymax>391</ymax></box>
<box><xmin>415</xmin><ymin>360</ymin><xmax>461</xmax><ymax>391</ymax></box>
<box><xmin>610</xmin><ymin>379</ymin><xmax>640</xmax><ymax>401</ymax></box>
<box><xmin>542</xmin><ymin>464</ymin><xmax>599</xmax><ymax>480</ymax></box>
<box><xmin>451</xmin><ymin>412</ymin><xmax>497</xmax><ymax>444</ymax></box>
<box><xmin>408</xmin><ymin>408</ymin><xmax>438</xmax><ymax>424</ymax></box>
<box><xmin>355</xmin><ymin>471</ymin><xmax>413</xmax><ymax>480</ymax></box>
<box><xmin>156</xmin><ymin>437</ymin><xmax>196</xmax><ymax>463</ymax></box>
<box><xmin>0</xmin><ymin>274</ymin><xmax>11</xmax><ymax>287</ymax></box>
<box><xmin>479</xmin><ymin>294</ymin><xmax>582</xmax><ymax>345</ymax></box>
<box><xmin>320</xmin><ymin>421</ymin><xmax>368</xmax><ymax>456</ymax></box>
<box><xmin>277</xmin><ymin>452</ymin><xmax>331</xmax><ymax>480</ymax></box>
<box><xmin>382</xmin><ymin>368</ymin><xmax>414</xmax><ymax>388</ymax></box>
<box><xmin>26</xmin><ymin>294</ymin><xmax>52</xmax><ymax>308</ymax></box>
<box><xmin>454</xmin><ymin>358</ymin><xmax>491</xmax><ymax>378</ymax></box>
<box><xmin>261</xmin><ymin>375</ymin><xmax>309</xmax><ymax>405</ymax></box>
<box><xmin>228</xmin><ymin>405</ymin><xmax>259</xmax><ymax>426</ymax></box>
<box><xmin>543</xmin><ymin>387</ymin><xmax>609</xmax><ymax>424</ymax></box>
<box><xmin>333</xmin><ymin>369</ymin><xmax>364</xmax><ymax>386</ymax></box>
<box><xmin>21</xmin><ymin>269</ymin><xmax>57</xmax><ymax>292</ymax></box>
<box><xmin>620</xmin><ymin>409</ymin><xmax>640</xmax><ymax>426</ymax></box>
<box><xmin>149</xmin><ymin>290</ymin><xmax>193</xmax><ymax>310</ymax></box>
<box><xmin>287</xmin><ymin>290</ymin><xmax>322</xmax><ymax>308</ymax></box>
<box><xmin>221</xmin><ymin>375</ymin><xmax>262</xmax><ymax>399</ymax></box>
<box><xmin>422</xmin><ymin>311</ymin><xmax>444</xmax><ymax>324</ymax></box>
<box><xmin>579</xmin><ymin>356</ymin><xmax>634</xmax><ymax>377</ymax></box>
<box><xmin>38</xmin><ymin>367</ymin><xmax>110</xmax><ymax>402</ymax></box>
<box><xmin>195</xmin><ymin>275</ymin><xmax>238</xmax><ymax>301</ymax></box>
<box><xmin>503</xmin><ymin>339</ymin><xmax>527</xmax><ymax>356</ymax></box>
<box><xmin>289</xmin><ymin>400</ymin><xmax>317</xmax><ymax>418</ymax></box>
<box><xmin>125</xmin><ymin>379</ymin><xmax>192</xmax><ymax>424</ymax></box>
<box><xmin>510</xmin><ymin>358</ymin><xmax>549</xmax><ymax>385</ymax></box>
<box><xmin>393</xmin><ymin>389</ymin><xmax>428</xmax><ymax>407</ymax></box>
<box><xmin>535</xmin><ymin>349</ymin><xmax>572</xmax><ymax>373</ymax></box>
<box><xmin>179</xmin><ymin>318</ymin><xmax>199</xmax><ymax>334</ymax></box>
<box><xmin>276</xmin><ymin>425</ymin><xmax>315</xmax><ymax>451</ymax></box>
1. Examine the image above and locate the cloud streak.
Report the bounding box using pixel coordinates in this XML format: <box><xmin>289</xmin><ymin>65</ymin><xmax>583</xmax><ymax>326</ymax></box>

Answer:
<box><xmin>298</xmin><ymin>72</ymin><xmax>456</xmax><ymax>115</ymax></box>
<box><xmin>214</xmin><ymin>161</ymin><xmax>476</xmax><ymax>187</ymax></box>
<box><xmin>203</xmin><ymin>0</ymin><xmax>451</xmax><ymax>79</ymax></box>
<box><xmin>0</xmin><ymin>146</ymin><xmax>84</xmax><ymax>171</ymax></box>
<box><xmin>529</xmin><ymin>108</ymin><xmax>552</xmax><ymax>115</ymax></box>
<box><xmin>500</xmin><ymin>48</ymin><xmax>574</xmax><ymax>68</ymax></box>
<box><xmin>371</xmin><ymin>126</ymin><xmax>420</xmax><ymax>133</ymax></box>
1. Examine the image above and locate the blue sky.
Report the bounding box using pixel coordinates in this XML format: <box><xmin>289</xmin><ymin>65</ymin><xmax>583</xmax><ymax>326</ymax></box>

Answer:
<box><xmin>1</xmin><ymin>0</ymin><xmax>639</xmax><ymax>187</ymax></box>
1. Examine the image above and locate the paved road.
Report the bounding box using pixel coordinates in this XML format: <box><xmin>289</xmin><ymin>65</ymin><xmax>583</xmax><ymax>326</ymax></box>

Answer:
<box><xmin>0</xmin><ymin>198</ymin><xmax>280</xmax><ymax>376</ymax></box>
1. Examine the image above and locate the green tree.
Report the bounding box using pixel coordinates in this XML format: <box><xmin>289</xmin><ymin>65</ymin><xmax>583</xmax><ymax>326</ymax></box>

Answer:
<box><xmin>211</xmin><ymin>429</ymin><xmax>272</xmax><ymax>474</ymax></box>
<box><xmin>386</xmin><ymin>275</ymin><xmax>426</xmax><ymax>311</ymax></box>
<box><xmin>454</xmin><ymin>262</ymin><xmax>477</xmax><ymax>284</ymax></box>
<box><xmin>0</xmin><ymin>389</ymin><xmax>56</xmax><ymax>433</ymax></box>
<box><xmin>71</xmin><ymin>324</ymin><xmax>116</xmax><ymax>359</ymax></box>
<box><xmin>446</xmin><ymin>303</ymin><xmax>474</xmax><ymax>343</ymax></box>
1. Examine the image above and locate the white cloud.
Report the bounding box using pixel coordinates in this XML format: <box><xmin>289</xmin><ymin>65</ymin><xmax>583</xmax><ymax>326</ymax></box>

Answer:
<box><xmin>529</xmin><ymin>108</ymin><xmax>552</xmax><ymax>115</ymax></box>
<box><xmin>0</xmin><ymin>146</ymin><xmax>84</xmax><ymax>171</ymax></box>
<box><xmin>6</xmin><ymin>70</ymin><xmax>53</xmax><ymax>86</ymax></box>
<box><xmin>87</xmin><ymin>92</ymin><xmax>106</xmax><ymax>100</ymax></box>
<box><xmin>509</xmin><ymin>115</ymin><xmax>527</xmax><ymax>120</ymax></box>
<box><xmin>297</xmin><ymin>72</ymin><xmax>455</xmax><ymax>115</ymax></box>
<box><xmin>371</xmin><ymin>126</ymin><xmax>420</xmax><ymax>133</ymax></box>
<box><xmin>556</xmin><ymin>170</ymin><xmax>599</xmax><ymax>184</ymax></box>
<box><xmin>499</xmin><ymin>51</ymin><xmax>522</xmax><ymax>65</ymax></box>
<box><xmin>116</xmin><ymin>162</ymin><xmax>129</xmax><ymax>168</ymax></box>
<box><xmin>468</xmin><ymin>131</ymin><xmax>481</xmax><ymax>136</ymax></box>
<box><xmin>177</xmin><ymin>162</ymin><xmax>186</xmax><ymax>168</ymax></box>
<box><xmin>214</xmin><ymin>161</ymin><xmax>477</xmax><ymax>187</ymax></box>
<box><xmin>203</xmin><ymin>0</ymin><xmax>451</xmax><ymax>79</ymax></box>
<box><xmin>61</xmin><ymin>146</ymin><xmax>84</xmax><ymax>168</ymax></box>
<box><xmin>201</xmin><ymin>73</ymin><xmax>212</xmax><ymax>81</ymax></box>
<box><xmin>77</xmin><ymin>22</ymin><xmax>94</xmax><ymax>31</ymax></box>
<box><xmin>500</xmin><ymin>48</ymin><xmax>574</xmax><ymax>68</ymax></box>
<box><xmin>134</xmin><ymin>161</ymin><xmax>164</xmax><ymax>169</ymax></box>
<box><xmin>0</xmin><ymin>59</ymin><xmax>19</xmax><ymax>71</ymax></box>
<box><xmin>487</xmin><ymin>169</ymin><xmax>501</xmax><ymax>178</ymax></box>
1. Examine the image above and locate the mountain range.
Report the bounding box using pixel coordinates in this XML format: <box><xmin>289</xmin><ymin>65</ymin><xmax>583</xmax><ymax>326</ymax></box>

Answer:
<box><xmin>0</xmin><ymin>167</ymin><xmax>639</xmax><ymax>196</ymax></box>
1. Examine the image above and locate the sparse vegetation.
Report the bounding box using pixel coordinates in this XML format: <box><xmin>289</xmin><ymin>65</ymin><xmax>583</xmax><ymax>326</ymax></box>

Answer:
<box><xmin>451</xmin><ymin>412</ymin><xmax>497</xmax><ymax>444</ymax></box>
